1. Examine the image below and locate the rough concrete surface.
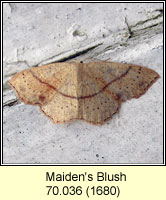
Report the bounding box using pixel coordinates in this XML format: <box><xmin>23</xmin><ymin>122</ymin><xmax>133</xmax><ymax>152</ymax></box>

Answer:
<box><xmin>3</xmin><ymin>3</ymin><xmax>163</xmax><ymax>164</ymax></box>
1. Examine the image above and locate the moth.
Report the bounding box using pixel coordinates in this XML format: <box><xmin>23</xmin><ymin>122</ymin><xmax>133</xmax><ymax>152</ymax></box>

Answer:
<box><xmin>9</xmin><ymin>61</ymin><xmax>159</xmax><ymax>125</ymax></box>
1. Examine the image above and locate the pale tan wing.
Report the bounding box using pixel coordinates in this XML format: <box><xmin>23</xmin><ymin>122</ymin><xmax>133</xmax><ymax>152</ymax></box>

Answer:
<box><xmin>82</xmin><ymin>62</ymin><xmax>159</xmax><ymax>100</ymax></box>
<box><xmin>40</xmin><ymin>93</ymin><xmax>78</xmax><ymax>123</ymax></box>
<box><xmin>76</xmin><ymin>62</ymin><xmax>159</xmax><ymax>124</ymax></box>
<box><xmin>106</xmin><ymin>63</ymin><xmax>160</xmax><ymax>101</ymax></box>
<box><xmin>9</xmin><ymin>67</ymin><xmax>55</xmax><ymax>105</ymax></box>
<box><xmin>25</xmin><ymin>62</ymin><xmax>78</xmax><ymax>97</ymax></box>
<box><xmin>78</xmin><ymin>91</ymin><xmax>119</xmax><ymax>124</ymax></box>
<box><xmin>76</xmin><ymin>63</ymin><xmax>107</xmax><ymax>97</ymax></box>
<box><xmin>9</xmin><ymin>63</ymin><xmax>76</xmax><ymax>105</ymax></box>
<box><xmin>76</xmin><ymin>62</ymin><xmax>134</xmax><ymax>98</ymax></box>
